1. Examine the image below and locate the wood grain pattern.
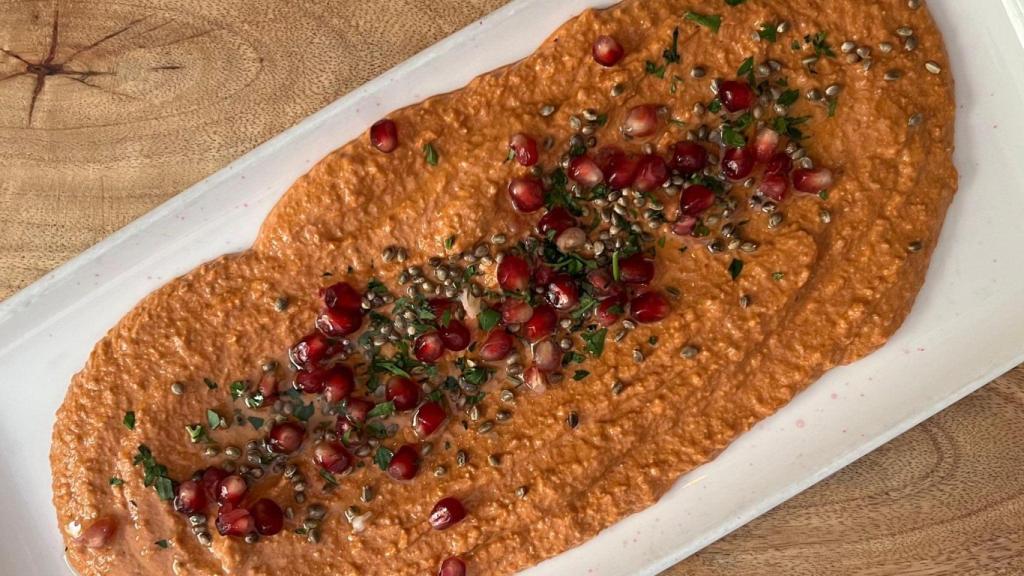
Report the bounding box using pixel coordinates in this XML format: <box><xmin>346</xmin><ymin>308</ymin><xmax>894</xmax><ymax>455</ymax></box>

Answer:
<box><xmin>0</xmin><ymin>1</ymin><xmax>1020</xmax><ymax>574</ymax></box>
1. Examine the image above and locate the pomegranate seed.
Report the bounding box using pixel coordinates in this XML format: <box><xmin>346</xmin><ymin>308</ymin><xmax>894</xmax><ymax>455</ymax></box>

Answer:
<box><xmin>508</xmin><ymin>133</ymin><xmax>539</xmax><ymax>166</ymax></box>
<box><xmin>792</xmin><ymin>168</ymin><xmax>834</xmax><ymax>193</ymax></box>
<box><xmin>533</xmin><ymin>264</ymin><xmax>556</xmax><ymax>286</ymax></box>
<box><xmin>322</xmin><ymin>281</ymin><xmax>362</xmax><ymax>312</ymax></box>
<box><xmin>765</xmin><ymin>152</ymin><xmax>793</xmax><ymax>176</ymax></box>
<box><xmin>77</xmin><ymin>517</ymin><xmax>116</xmax><ymax>548</ymax></box>
<box><xmin>618</xmin><ymin>253</ymin><xmax>655</xmax><ymax>285</ymax></box>
<box><xmin>669</xmin><ymin>141</ymin><xmax>708</xmax><ymax>175</ymax></box>
<box><xmin>524</xmin><ymin>304</ymin><xmax>557</xmax><ymax>342</ymax></box>
<box><xmin>201</xmin><ymin>467</ymin><xmax>228</xmax><ymax>502</ymax></box>
<box><xmin>217</xmin><ymin>474</ymin><xmax>248</xmax><ymax>505</ymax></box>
<box><xmin>722</xmin><ymin>146</ymin><xmax>755</xmax><ymax>180</ymax></box>
<box><xmin>439</xmin><ymin>319</ymin><xmax>471</xmax><ymax>351</ymax></box>
<box><xmin>630</xmin><ymin>291</ymin><xmax>671</xmax><ymax>323</ymax></box>
<box><xmin>497</xmin><ymin>254</ymin><xmax>531</xmax><ymax>292</ymax></box>
<box><xmin>429</xmin><ymin>497</ymin><xmax>467</xmax><ymax>530</ymax></box>
<box><xmin>387</xmin><ymin>444</ymin><xmax>421</xmax><ymax>481</ymax></box>
<box><xmin>672</xmin><ymin>215</ymin><xmax>698</xmax><ymax>236</ymax></box>
<box><xmin>343</xmin><ymin>397</ymin><xmax>375</xmax><ymax>424</ymax></box>
<box><xmin>508</xmin><ymin>177</ymin><xmax>545</xmax><ymax>213</ymax></box>
<box><xmin>622</xmin><ymin>104</ymin><xmax>659</xmax><ymax>138</ymax></box>
<box><xmin>501</xmin><ymin>299</ymin><xmax>534</xmax><ymax>325</ymax></box>
<box><xmin>293</xmin><ymin>369</ymin><xmax>326</xmax><ymax>394</ymax></box>
<box><xmin>322</xmin><ymin>366</ymin><xmax>355</xmax><ymax>403</ymax></box>
<box><xmin>587</xmin><ymin>268</ymin><xmax>624</xmax><ymax>298</ymax></box>
<box><xmin>315</xmin><ymin>307</ymin><xmax>363</xmax><ymax>337</ymax></box>
<box><xmin>216</xmin><ymin>506</ymin><xmax>254</xmax><ymax>537</ymax></box>
<box><xmin>718</xmin><ymin>81</ymin><xmax>755</xmax><ymax>112</ymax></box>
<box><xmin>386</xmin><ymin>377</ymin><xmax>421</xmax><ymax>411</ymax></box>
<box><xmin>680</xmin><ymin>185</ymin><xmax>716</xmax><ymax>216</ymax></box>
<box><xmin>595</xmin><ymin>146</ymin><xmax>624</xmax><ymax>172</ymax></box>
<box><xmin>568</xmin><ymin>155</ymin><xmax>605</xmax><ymax>187</ymax></box>
<box><xmin>596</xmin><ymin>296</ymin><xmax>626</xmax><ymax>326</ymax></box>
<box><xmin>173</xmin><ymin>480</ymin><xmax>207</xmax><ymax>515</ymax></box>
<box><xmin>546</xmin><ymin>275</ymin><xmax>580</xmax><ymax>310</ymax></box>
<box><xmin>289</xmin><ymin>332</ymin><xmax>328</xmax><ymax>370</ymax></box>
<box><xmin>753</xmin><ymin>127</ymin><xmax>781</xmax><ymax>162</ymax></box>
<box><xmin>634</xmin><ymin>155</ymin><xmax>668</xmax><ymax>192</ymax></box>
<box><xmin>523</xmin><ymin>365</ymin><xmax>548</xmax><ymax>394</ymax></box>
<box><xmin>439</xmin><ymin>557</ymin><xmax>467</xmax><ymax>576</ymax></box>
<box><xmin>267</xmin><ymin>421</ymin><xmax>306</xmax><ymax>454</ymax></box>
<box><xmin>414</xmin><ymin>331</ymin><xmax>446</xmax><ymax>363</ymax></box>
<box><xmin>592</xmin><ymin>35</ymin><xmax>624</xmax><ymax>67</ymax></box>
<box><xmin>413</xmin><ymin>401</ymin><xmax>447</xmax><ymax>437</ymax></box>
<box><xmin>532</xmin><ymin>339</ymin><xmax>562</xmax><ymax>372</ymax></box>
<box><xmin>257</xmin><ymin>373</ymin><xmax>278</xmax><ymax>400</ymax></box>
<box><xmin>479</xmin><ymin>329</ymin><xmax>515</xmax><ymax>361</ymax></box>
<box><xmin>428</xmin><ymin>297</ymin><xmax>462</xmax><ymax>318</ymax></box>
<box><xmin>605</xmin><ymin>152</ymin><xmax>641</xmax><ymax>189</ymax></box>
<box><xmin>335</xmin><ymin>417</ymin><xmax>365</xmax><ymax>447</ymax></box>
<box><xmin>369</xmin><ymin>119</ymin><xmax>398</xmax><ymax>153</ymax></box>
<box><xmin>758</xmin><ymin>174</ymin><xmax>789</xmax><ymax>201</ymax></box>
<box><xmin>314</xmin><ymin>441</ymin><xmax>353</xmax><ymax>474</ymax></box>
<box><xmin>537</xmin><ymin>207</ymin><xmax>578</xmax><ymax>237</ymax></box>
<box><xmin>250</xmin><ymin>498</ymin><xmax>284</xmax><ymax>536</ymax></box>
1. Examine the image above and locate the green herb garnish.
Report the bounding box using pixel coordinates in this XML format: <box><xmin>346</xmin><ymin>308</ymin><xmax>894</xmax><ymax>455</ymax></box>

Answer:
<box><xmin>729</xmin><ymin>258</ymin><xmax>744</xmax><ymax>280</ymax></box>
<box><xmin>478</xmin><ymin>308</ymin><xmax>500</xmax><ymax>332</ymax></box>
<box><xmin>123</xmin><ymin>411</ymin><xmax>136</xmax><ymax>430</ymax></box>
<box><xmin>373</xmin><ymin>446</ymin><xmax>394</xmax><ymax>470</ymax></box>
<box><xmin>133</xmin><ymin>444</ymin><xmax>174</xmax><ymax>501</ymax></box>
<box><xmin>685</xmin><ymin>11</ymin><xmax>722</xmax><ymax>33</ymax></box>
<box><xmin>423</xmin><ymin>142</ymin><xmax>439</xmax><ymax>166</ymax></box>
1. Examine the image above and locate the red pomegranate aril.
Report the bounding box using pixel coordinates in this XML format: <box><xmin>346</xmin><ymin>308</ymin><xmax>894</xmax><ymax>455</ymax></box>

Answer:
<box><xmin>428</xmin><ymin>297</ymin><xmax>462</xmax><ymax>318</ymax></box>
<box><xmin>568</xmin><ymin>155</ymin><xmax>605</xmax><ymax>187</ymax></box>
<box><xmin>315</xmin><ymin>307</ymin><xmax>363</xmax><ymax>337</ymax></box>
<box><xmin>634</xmin><ymin>154</ymin><xmax>668</xmax><ymax>192</ymax></box>
<box><xmin>439</xmin><ymin>319</ymin><xmax>471</xmax><ymax>351</ymax></box>
<box><xmin>173</xmin><ymin>480</ymin><xmax>207</xmax><ymax>515</ymax></box>
<box><xmin>533</xmin><ymin>264</ymin><xmax>556</xmax><ymax>286</ymax></box>
<box><xmin>216</xmin><ymin>506</ymin><xmax>254</xmax><ymax>537</ymax></box>
<box><xmin>500</xmin><ymin>299</ymin><xmax>534</xmax><ymax>325</ymax></box>
<box><xmin>587</xmin><ymin>268</ymin><xmax>624</xmax><ymax>298</ymax></box>
<box><xmin>670</xmin><ymin>141</ymin><xmax>708</xmax><ymax>175</ymax></box>
<box><xmin>322</xmin><ymin>281</ymin><xmax>362</xmax><ymax>312</ymax></box>
<box><xmin>217</xmin><ymin>474</ymin><xmax>248</xmax><ymax>505</ymax></box>
<box><xmin>77</xmin><ymin>517</ymin><xmax>116</xmax><ymax>548</ymax></box>
<box><xmin>718</xmin><ymin>80</ymin><xmax>755</xmax><ymax>112</ymax></box>
<box><xmin>387</xmin><ymin>444</ymin><xmax>421</xmax><ymax>481</ymax></box>
<box><xmin>413</xmin><ymin>401</ymin><xmax>447</xmax><ymax>437</ymax></box>
<box><xmin>369</xmin><ymin>119</ymin><xmax>398</xmax><ymax>153</ymax></box>
<box><xmin>509</xmin><ymin>133</ymin><xmax>539</xmax><ymax>167</ymax></box>
<box><xmin>314</xmin><ymin>441</ymin><xmax>353</xmax><ymax>474</ymax></box>
<box><xmin>250</xmin><ymin>498</ymin><xmax>284</xmax><ymax>536</ymax></box>
<box><xmin>267</xmin><ymin>421</ymin><xmax>306</xmax><ymax>454</ymax></box>
<box><xmin>532</xmin><ymin>339</ymin><xmax>562</xmax><ymax>372</ymax></box>
<box><xmin>630</xmin><ymin>291</ymin><xmax>671</xmax><ymax>323</ymax></box>
<box><xmin>289</xmin><ymin>332</ymin><xmax>328</xmax><ymax>370</ymax></box>
<box><xmin>523</xmin><ymin>365</ymin><xmax>548</xmax><ymax>394</ymax></box>
<box><xmin>680</xmin><ymin>185</ymin><xmax>716</xmax><ymax>216</ymax></box>
<box><xmin>537</xmin><ymin>207</ymin><xmax>578</xmax><ymax>237</ymax></box>
<box><xmin>672</xmin><ymin>215</ymin><xmax>698</xmax><ymax>236</ymax></box>
<box><xmin>508</xmin><ymin>177</ymin><xmax>545</xmax><ymax>213</ymax></box>
<box><xmin>201</xmin><ymin>467</ymin><xmax>228</xmax><ymax>501</ymax></box>
<box><xmin>335</xmin><ymin>417</ymin><xmax>364</xmax><ymax>447</ymax></box>
<box><xmin>414</xmin><ymin>331</ymin><xmax>446</xmax><ymax>363</ymax></box>
<box><xmin>764</xmin><ymin>152</ymin><xmax>793</xmax><ymax>176</ymax></box>
<box><xmin>343</xmin><ymin>397</ymin><xmax>375</xmax><ymax>424</ymax></box>
<box><xmin>754</xmin><ymin>127</ymin><xmax>781</xmax><ymax>162</ymax></box>
<box><xmin>618</xmin><ymin>253</ymin><xmax>655</xmax><ymax>285</ymax></box>
<box><xmin>722</xmin><ymin>146</ymin><xmax>756</xmax><ymax>180</ymax></box>
<box><xmin>592</xmin><ymin>35</ymin><xmax>624</xmax><ymax>67</ymax></box>
<box><xmin>792</xmin><ymin>168</ymin><xmax>834</xmax><ymax>193</ymax></box>
<box><xmin>546</xmin><ymin>275</ymin><xmax>580</xmax><ymax>310</ymax></box>
<box><xmin>479</xmin><ymin>329</ymin><xmax>515</xmax><ymax>361</ymax></box>
<box><xmin>758</xmin><ymin>174</ymin><xmax>789</xmax><ymax>201</ymax></box>
<box><xmin>439</xmin><ymin>557</ymin><xmax>467</xmax><ymax>576</ymax></box>
<box><xmin>606</xmin><ymin>152</ymin><xmax>641</xmax><ymax>189</ymax></box>
<box><xmin>497</xmin><ymin>254</ymin><xmax>531</xmax><ymax>292</ymax></box>
<box><xmin>429</xmin><ymin>497</ymin><xmax>467</xmax><ymax>531</ymax></box>
<box><xmin>322</xmin><ymin>366</ymin><xmax>355</xmax><ymax>403</ymax></box>
<box><xmin>596</xmin><ymin>296</ymin><xmax>626</xmax><ymax>327</ymax></box>
<box><xmin>524</xmin><ymin>304</ymin><xmax>557</xmax><ymax>342</ymax></box>
<box><xmin>293</xmin><ymin>369</ymin><xmax>326</xmax><ymax>394</ymax></box>
<box><xmin>257</xmin><ymin>373</ymin><xmax>278</xmax><ymax>399</ymax></box>
<box><xmin>622</xmin><ymin>104</ymin><xmax>659</xmax><ymax>138</ymax></box>
<box><xmin>386</xmin><ymin>377</ymin><xmax>421</xmax><ymax>411</ymax></box>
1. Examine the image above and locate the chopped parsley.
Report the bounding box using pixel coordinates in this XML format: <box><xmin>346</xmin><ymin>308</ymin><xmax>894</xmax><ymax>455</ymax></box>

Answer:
<box><xmin>809</xmin><ymin>32</ymin><xmax>836</xmax><ymax>58</ymax></box>
<box><xmin>582</xmin><ymin>328</ymin><xmax>608</xmax><ymax>357</ymax></box>
<box><xmin>367</xmin><ymin>401</ymin><xmax>396</xmax><ymax>420</ymax></box>
<box><xmin>155</xmin><ymin>540</ymin><xmax>170</xmax><ymax>549</ymax></box>
<box><xmin>777</xmin><ymin>88</ymin><xmax>800</xmax><ymax>107</ymax></box>
<box><xmin>772</xmin><ymin>271</ymin><xmax>786</xmax><ymax>281</ymax></box>
<box><xmin>247</xmin><ymin>416</ymin><xmax>265</xmax><ymax>430</ymax></box>
<box><xmin>729</xmin><ymin>258</ymin><xmax>745</xmax><ymax>280</ymax></box>
<box><xmin>737</xmin><ymin>56</ymin><xmax>755</xmax><ymax>85</ymax></box>
<box><xmin>319</xmin><ymin>468</ymin><xmax>340</xmax><ymax>486</ymax></box>
<box><xmin>663</xmin><ymin>27</ymin><xmax>681</xmax><ymax>63</ymax></box>
<box><xmin>725</xmin><ymin>0</ymin><xmax>746</xmax><ymax>5</ymax></box>
<box><xmin>133</xmin><ymin>444</ymin><xmax>174</xmax><ymax>501</ymax></box>
<box><xmin>573</xmin><ymin>370</ymin><xmax>590</xmax><ymax>381</ymax></box>
<box><xmin>185</xmin><ymin>424</ymin><xmax>206</xmax><ymax>443</ymax></box>
<box><xmin>109</xmin><ymin>477</ymin><xmax>123</xmax><ymax>487</ymax></box>
<box><xmin>478</xmin><ymin>308</ymin><xmax>501</xmax><ymax>332</ymax></box>
<box><xmin>373</xmin><ymin>446</ymin><xmax>394</xmax><ymax>471</ymax></box>
<box><xmin>772</xmin><ymin>115</ymin><xmax>810</xmax><ymax>140</ymax></box>
<box><xmin>206</xmin><ymin>409</ymin><xmax>223</xmax><ymax>430</ymax></box>
<box><xmin>229</xmin><ymin>380</ymin><xmax>247</xmax><ymax>399</ymax></box>
<box><xmin>423</xmin><ymin>142</ymin><xmax>439</xmax><ymax>166</ymax></box>
<box><xmin>758</xmin><ymin>22</ymin><xmax>778</xmax><ymax>42</ymax></box>
<box><xmin>123</xmin><ymin>411</ymin><xmax>135</xmax><ymax>430</ymax></box>
<box><xmin>444</xmin><ymin>235</ymin><xmax>456</xmax><ymax>251</ymax></box>
<box><xmin>204</xmin><ymin>378</ymin><xmax>218</xmax><ymax>390</ymax></box>
<box><xmin>685</xmin><ymin>11</ymin><xmax>722</xmax><ymax>33</ymax></box>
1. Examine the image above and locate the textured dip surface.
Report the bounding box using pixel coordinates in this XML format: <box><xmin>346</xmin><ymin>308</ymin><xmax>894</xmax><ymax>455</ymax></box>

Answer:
<box><xmin>52</xmin><ymin>0</ymin><xmax>956</xmax><ymax>574</ymax></box>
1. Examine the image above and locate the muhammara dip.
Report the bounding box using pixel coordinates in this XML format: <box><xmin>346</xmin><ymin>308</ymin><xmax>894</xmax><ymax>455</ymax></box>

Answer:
<box><xmin>52</xmin><ymin>0</ymin><xmax>956</xmax><ymax>574</ymax></box>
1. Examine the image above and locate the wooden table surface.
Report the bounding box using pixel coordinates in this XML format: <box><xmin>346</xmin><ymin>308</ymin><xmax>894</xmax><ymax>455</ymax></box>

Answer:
<box><xmin>1</xmin><ymin>1</ymin><xmax>1021</xmax><ymax>574</ymax></box>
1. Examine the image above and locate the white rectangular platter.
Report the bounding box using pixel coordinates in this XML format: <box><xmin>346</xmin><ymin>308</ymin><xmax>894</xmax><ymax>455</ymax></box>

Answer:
<box><xmin>2</xmin><ymin>0</ymin><xmax>1024</xmax><ymax>574</ymax></box>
